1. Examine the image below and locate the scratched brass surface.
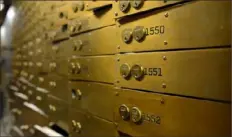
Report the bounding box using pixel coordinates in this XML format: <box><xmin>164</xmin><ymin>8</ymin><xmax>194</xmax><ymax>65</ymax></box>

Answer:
<box><xmin>114</xmin><ymin>88</ymin><xmax>231</xmax><ymax>137</ymax></box>
<box><xmin>116</xmin><ymin>48</ymin><xmax>231</xmax><ymax>101</ymax></box>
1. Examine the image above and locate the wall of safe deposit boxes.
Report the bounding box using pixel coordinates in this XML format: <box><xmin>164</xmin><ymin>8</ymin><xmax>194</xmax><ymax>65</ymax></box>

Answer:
<box><xmin>9</xmin><ymin>1</ymin><xmax>231</xmax><ymax>137</ymax></box>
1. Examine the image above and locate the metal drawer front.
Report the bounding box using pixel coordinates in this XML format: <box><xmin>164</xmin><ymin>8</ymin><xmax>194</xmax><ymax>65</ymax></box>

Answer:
<box><xmin>113</xmin><ymin>0</ymin><xmax>185</xmax><ymax>19</ymax></box>
<box><xmin>46</xmin><ymin>95</ymin><xmax>69</xmax><ymax>123</ymax></box>
<box><xmin>85</xmin><ymin>115</ymin><xmax>118</xmax><ymax>137</ymax></box>
<box><xmin>43</xmin><ymin>74</ymin><xmax>69</xmax><ymax>101</ymax></box>
<box><xmin>68</xmin><ymin>109</ymin><xmax>88</xmax><ymax>137</ymax></box>
<box><xmin>117</xmin><ymin>1</ymin><xmax>231</xmax><ymax>53</ymax></box>
<box><xmin>71</xmin><ymin>25</ymin><xmax>117</xmax><ymax>56</ymax></box>
<box><xmin>114</xmin><ymin>88</ymin><xmax>231</xmax><ymax>137</ymax></box>
<box><xmin>117</xmin><ymin>48</ymin><xmax>231</xmax><ymax>101</ymax></box>
<box><xmin>69</xmin><ymin>55</ymin><xmax>116</xmax><ymax>84</ymax></box>
<box><xmin>69</xmin><ymin>8</ymin><xmax>115</xmax><ymax>35</ymax></box>
<box><xmin>48</xmin><ymin>58</ymin><xmax>69</xmax><ymax>77</ymax></box>
<box><xmin>69</xmin><ymin>109</ymin><xmax>118</xmax><ymax>137</ymax></box>
<box><xmin>69</xmin><ymin>81</ymin><xmax>117</xmax><ymax>121</ymax></box>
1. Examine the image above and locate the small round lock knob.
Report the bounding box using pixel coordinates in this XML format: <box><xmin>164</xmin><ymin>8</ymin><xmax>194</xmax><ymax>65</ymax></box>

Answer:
<box><xmin>131</xmin><ymin>107</ymin><xmax>142</xmax><ymax>123</ymax></box>
<box><xmin>120</xmin><ymin>63</ymin><xmax>131</xmax><ymax>78</ymax></box>
<box><xmin>69</xmin><ymin>62</ymin><xmax>81</xmax><ymax>74</ymax></box>
<box><xmin>20</xmin><ymin>125</ymin><xmax>29</xmax><ymax>130</ymax></box>
<box><xmin>76</xmin><ymin>21</ymin><xmax>82</xmax><ymax>31</ymax></box>
<box><xmin>71</xmin><ymin>89</ymin><xmax>82</xmax><ymax>100</ymax></box>
<box><xmin>36</xmin><ymin>96</ymin><xmax>42</xmax><ymax>101</ymax></box>
<box><xmin>122</xmin><ymin>29</ymin><xmax>133</xmax><ymax>43</ymax></box>
<box><xmin>78</xmin><ymin>2</ymin><xmax>85</xmax><ymax>11</ymax></box>
<box><xmin>131</xmin><ymin>64</ymin><xmax>144</xmax><ymax>80</ymax></box>
<box><xmin>49</xmin><ymin>105</ymin><xmax>56</xmax><ymax>112</ymax></box>
<box><xmin>72</xmin><ymin>4</ymin><xmax>79</xmax><ymax>13</ymax></box>
<box><xmin>119</xmin><ymin>104</ymin><xmax>130</xmax><ymax>120</ymax></box>
<box><xmin>72</xmin><ymin>120</ymin><xmax>82</xmax><ymax>133</ymax></box>
<box><xmin>49</xmin><ymin>81</ymin><xmax>57</xmax><ymax>88</ymax></box>
<box><xmin>130</xmin><ymin>0</ymin><xmax>144</xmax><ymax>9</ymax></box>
<box><xmin>28</xmin><ymin>90</ymin><xmax>33</xmax><ymax>95</ymax></box>
<box><xmin>133</xmin><ymin>26</ymin><xmax>146</xmax><ymax>42</ymax></box>
<box><xmin>119</xmin><ymin>1</ymin><xmax>130</xmax><ymax>12</ymax></box>
<box><xmin>49</xmin><ymin>63</ymin><xmax>57</xmax><ymax>71</ymax></box>
<box><xmin>73</xmin><ymin>40</ymin><xmax>83</xmax><ymax>51</ymax></box>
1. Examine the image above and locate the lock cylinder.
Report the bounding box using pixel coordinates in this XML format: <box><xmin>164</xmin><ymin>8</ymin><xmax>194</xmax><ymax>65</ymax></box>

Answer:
<box><xmin>131</xmin><ymin>64</ymin><xmax>144</xmax><ymax>80</ymax></box>
<box><xmin>120</xmin><ymin>63</ymin><xmax>131</xmax><ymax>79</ymax></box>
<box><xmin>119</xmin><ymin>104</ymin><xmax>130</xmax><ymax>120</ymax></box>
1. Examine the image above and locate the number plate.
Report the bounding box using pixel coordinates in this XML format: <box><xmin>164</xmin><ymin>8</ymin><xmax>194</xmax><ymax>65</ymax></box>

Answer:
<box><xmin>117</xmin><ymin>1</ymin><xmax>231</xmax><ymax>52</ymax></box>
<box><xmin>116</xmin><ymin>48</ymin><xmax>231</xmax><ymax>101</ymax></box>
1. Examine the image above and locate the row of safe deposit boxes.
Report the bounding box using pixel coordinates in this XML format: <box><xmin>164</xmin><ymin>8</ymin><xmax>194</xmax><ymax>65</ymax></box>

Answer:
<box><xmin>9</xmin><ymin>0</ymin><xmax>231</xmax><ymax>137</ymax></box>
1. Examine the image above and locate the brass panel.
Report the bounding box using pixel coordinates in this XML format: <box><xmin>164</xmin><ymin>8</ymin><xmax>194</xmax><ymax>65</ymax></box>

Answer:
<box><xmin>117</xmin><ymin>48</ymin><xmax>231</xmax><ymax>101</ymax></box>
<box><xmin>49</xmin><ymin>58</ymin><xmax>69</xmax><ymax>77</ymax></box>
<box><xmin>69</xmin><ymin>55</ymin><xmax>116</xmax><ymax>83</ymax></box>
<box><xmin>117</xmin><ymin>1</ymin><xmax>231</xmax><ymax>52</ymax></box>
<box><xmin>15</xmin><ymin>105</ymin><xmax>48</xmax><ymax>126</ymax></box>
<box><xmin>68</xmin><ymin>7</ymin><xmax>115</xmax><ymax>35</ymax></box>
<box><xmin>114</xmin><ymin>88</ymin><xmax>231</xmax><ymax>137</ymax></box>
<box><xmin>113</xmin><ymin>0</ymin><xmax>184</xmax><ymax>18</ymax></box>
<box><xmin>85</xmin><ymin>1</ymin><xmax>112</xmax><ymax>11</ymax></box>
<box><xmin>43</xmin><ymin>74</ymin><xmax>69</xmax><ymax>101</ymax></box>
<box><xmin>69</xmin><ymin>109</ymin><xmax>88</xmax><ymax>136</ymax></box>
<box><xmin>69</xmin><ymin>81</ymin><xmax>116</xmax><ymax>121</ymax></box>
<box><xmin>46</xmin><ymin>95</ymin><xmax>69</xmax><ymax>123</ymax></box>
<box><xmin>46</xmin><ymin>40</ymin><xmax>73</xmax><ymax>59</ymax></box>
<box><xmin>69</xmin><ymin>109</ymin><xmax>118</xmax><ymax>137</ymax></box>
<box><xmin>71</xmin><ymin>25</ymin><xmax>117</xmax><ymax>55</ymax></box>
<box><xmin>84</xmin><ymin>115</ymin><xmax>118</xmax><ymax>137</ymax></box>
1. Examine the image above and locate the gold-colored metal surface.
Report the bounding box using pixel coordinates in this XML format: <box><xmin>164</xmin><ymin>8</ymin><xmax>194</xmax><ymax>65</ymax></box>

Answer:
<box><xmin>113</xmin><ymin>0</ymin><xmax>185</xmax><ymax>18</ymax></box>
<box><xmin>70</xmin><ymin>25</ymin><xmax>117</xmax><ymax>55</ymax></box>
<box><xmin>117</xmin><ymin>48</ymin><xmax>231</xmax><ymax>101</ymax></box>
<box><xmin>10</xmin><ymin>1</ymin><xmax>231</xmax><ymax>136</ymax></box>
<box><xmin>117</xmin><ymin>1</ymin><xmax>231</xmax><ymax>52</ymax></box>
<box><xmin>68</xmin><ymin>55</ymin><xmax>116</xmax><ymax>83</ymax></box>
<box><xmin>114</xmin><ymin>88</ymin><xmax>231</xmax><ymax>137</ymax></box>
<box><xmin>69</xmin><ymin>82</ymin><xmax>116</xmax><ymax>121</ymax></box>
<box><xmin>46</xmin><ymin>95</ymin><xmax>69</xmax><ymax>123</ymax></box>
